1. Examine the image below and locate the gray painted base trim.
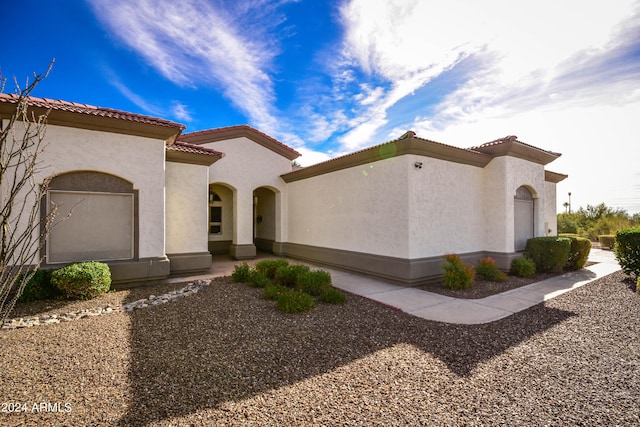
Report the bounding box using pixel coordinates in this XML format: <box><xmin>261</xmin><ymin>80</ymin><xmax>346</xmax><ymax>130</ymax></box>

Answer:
<box><xmin>39</xmin><ymin>257</ymin><xmax>171</xmax><ymax>287</ymax></box>
<box><xmin>107</xmin><ymin>257</ymin><xmax>170</xmax><ymax>286</ymax></box>
<box><xmin>230</xmin><ymin>244</ymin><xmax>256</xmax><ymax>260</ymax></box>
<box><xmin>209</xmin><ymin>240</ymin><xmax>232</xmax><ymax>254</ymax></box>
<box><xmin>279</xmin><ymin>243</ymin><xmax>519</xmax><ymax>285</ymax></box>
<box><xmin>167</xmin><ymin>252</ymin><xmax>212</xmax><ymax>275</ymax></box>
<box><xmin>254</xmin><ymin>238</ymin><xmax>275</xmax><ymax>253</ymax></box>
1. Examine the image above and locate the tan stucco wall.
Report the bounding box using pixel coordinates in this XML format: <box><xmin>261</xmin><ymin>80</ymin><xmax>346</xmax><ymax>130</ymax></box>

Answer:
<box><xmin>203</xmin><ymin>137</ymin><xmax>292</xmax><ymax>245</ymax></box>
<box><xmin>287</xmin><ymin>155</ymin><xmax>411</xmax><ymax>258</ymax></box>
<box><xmin>544</xmin><ymin>180</ymin><xmax>558</xmax><ymax>235</ymax></box>
<box><xmin>165</xmin><ymin>161</ymin><xmax>209</xmax><ymax>254</ymax></box>
<box><xmin>483</xmin><ymin>156</ymin><xmax>548</xmax><ymax>253</ymax></box>
<box><xmin>408</xmin><ymin>155</ymin><xmax>485</xmax><ymax>258</ymax></box>
<box><xmin>4</xmin><ymin>122</ymin><xmax>167</xmax><ymax>262</ymax></box>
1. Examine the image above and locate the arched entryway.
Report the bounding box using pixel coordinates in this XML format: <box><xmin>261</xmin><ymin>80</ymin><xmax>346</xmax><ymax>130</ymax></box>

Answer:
<box><xmin>208</xmin><ymin>183</ymin><xmax>235</xmax><ymax>254</ymax></box>
<box><xmin>253</xmin><ymin>187</ymin><xmax>277</xmax><ymax>253</ymax></box>
<box><xmin>514</xmin><ymin>186</ymin><xmax>535</xmax><ymax>251</ymax></box>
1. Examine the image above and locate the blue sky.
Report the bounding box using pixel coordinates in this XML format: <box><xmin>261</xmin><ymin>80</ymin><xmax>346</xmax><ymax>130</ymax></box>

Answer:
<box><xmin>1</xmin><ymin>0</ymin><xmax>639</xmax><ymax>213</ymax></box>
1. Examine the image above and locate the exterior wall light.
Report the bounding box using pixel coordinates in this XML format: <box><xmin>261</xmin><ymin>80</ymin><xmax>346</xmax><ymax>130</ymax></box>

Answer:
<box><xmin>414</xmin><ymin>161</ymin><xmax>423</xmax><ymax>169</ymax></box>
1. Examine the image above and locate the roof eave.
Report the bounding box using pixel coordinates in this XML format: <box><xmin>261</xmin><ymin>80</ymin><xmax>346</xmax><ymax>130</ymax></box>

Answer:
<box><xmin>474</xmin><ymin>141</ymin><xmax>561</xmax><ymax>165</ymax></box>
<box><xmin>0</xmin><ymin>101</ymin><xmax>184</xmax><ymax>143</ymax></box>
<box><xmin>281</xmin><ymin>136</ymin><xmax>492</xmax><ymax>183</ymax></box>
<box><xmin>545</xmin><ymin>170</ymin><xmax>568</xmax><ymax>183</ymax></box>
<box><xmin>180</xmin><ymin>125</ymin><xmax>301</xmax><ymax>160</ymax></box>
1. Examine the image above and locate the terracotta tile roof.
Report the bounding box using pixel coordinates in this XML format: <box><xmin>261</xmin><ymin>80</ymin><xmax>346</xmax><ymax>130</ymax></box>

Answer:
<box><xmin>470</xmin><ymin>135</ymin><xmax>561</xmax><ymax>157</ymax></box>
<box><xmin>180</xmin><ymin>124</ymin><xmax>301</xmax><ymax>160</ymax></box>
<box><xmin>167</xmin><ymin>141</ymin><xmax>224</xmax><ymax>157</ymax></box>
<box><xmin>0</xmin><ymin>93</ymin><xmax>185</xmax><ymax>130</ymax></box>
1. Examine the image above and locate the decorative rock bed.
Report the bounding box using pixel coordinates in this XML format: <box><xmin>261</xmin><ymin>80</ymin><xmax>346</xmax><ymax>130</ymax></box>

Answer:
<box><xmin>1</xmin><ymin>279</ymin><xmax>210</xmax><ymax>331</ymax></box>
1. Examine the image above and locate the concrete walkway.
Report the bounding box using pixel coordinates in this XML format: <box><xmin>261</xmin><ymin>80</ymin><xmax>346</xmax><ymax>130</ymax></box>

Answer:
<box><xmin>172</xmin><ymin>248</ymin><xmax>620</xmax><ymax>325</ymax></box>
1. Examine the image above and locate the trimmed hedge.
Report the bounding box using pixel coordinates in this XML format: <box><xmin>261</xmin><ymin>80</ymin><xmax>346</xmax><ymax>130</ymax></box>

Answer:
<box><xmin>248</xmin><ymin>269</ymin><xmax>271</xmax><ymax>288</ymax></box>
<box><xmin>276</xmin><ymin>290</ymin><xmax>315</xmax><ymax>313</ymax></box>
<box><xmin>614</xmin><ymin>228</ymin><xmax>640</xmax><ymax>279</ymax></box>
<box><xmin>565</xmin><ymin>236</ymin><xmax>591</xmax><ymax>271</ymax></box>
<box><xmin>254</xmin><ymin>259</ymin><xmax>289</xmax><ymax>280</ymax></box>
<box><xmin>51</xmin><ymin>262</ymin><xmax>111</xmax><ymax>300</ymax></box>
<box><xmin>297</xmin><ymin>269</ymin><xmax>332</xmax><ymax>296</ymax></box>
<box><xmin>274</xmin><ymin>264</ymin><xmax>310</xmax><ymax>288</ymax></box>
<box><xmin>599</xmin><ymin>235</ymin><xmax>616</xmax><ymax>250</ymax></box>
<box><xmin>510</xmin><ymin>257</ymin><xmax>536</xmax><ymax>278</ymax></box>
<box><xmin>525</xmin><ymin>237</ymin><xmax>571</xmax><ymax>273</ymax></box>
<box><xmin>17</xmin><ymin>269</ymin><xmax>59</xmax><ymax>302</ymax></box>
<box><xmin>231</xmin><ymin>262</ymin><xmax>251</xmax><ymax>283</ymax></box>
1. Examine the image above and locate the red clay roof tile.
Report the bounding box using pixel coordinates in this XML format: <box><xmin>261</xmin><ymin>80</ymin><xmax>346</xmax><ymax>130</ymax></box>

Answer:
<box><xmin>0</xmin><ymin>93</ymin><xmax>185</xmax><ymax>130</ymax></box>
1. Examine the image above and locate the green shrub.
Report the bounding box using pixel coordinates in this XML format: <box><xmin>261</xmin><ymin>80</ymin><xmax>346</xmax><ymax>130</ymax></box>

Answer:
<box><xmin>475</xmin><ymin>257</ymin><xmax>506</xmax><ymax>282</ymax></box>
<box><xmin>525</xmin><ymin>237</ymin><xmax>571</xmax><ymax>273</ymax></box>
<box><xmin>263</xmin><ymin>283</ymin><xmax>290</xmax><ymax>300</ymax></box>
<box><xmin>276</xmin><ymin>290</ymin><xmax>314</xmax><ymax>313</ymax></box>
<box><xmin>510</xmin><ymin>257</ymin><xmax>536</xmax><ymax>278</ymax></box>
<box><xmin>614</xmin><ymin>228</ymin><xmax>640</xmax><ymax>279</ymax></box>
<box><xmin>599</xmin><ymin>235</ymin><xmax>616</xmax><ymax>249</ymax></box>
<box><xmin>297</xmin><ymin>269</ymin><xmax>332</xmax><ymax>296</ymax></box>
<box><xmin>231</xmin><ymin>262</ymin><xmax>251</xmax><ymax>283</ymax></box>
<box><xmin>442</xmin><ymin>254</ymin><xmax>475</xmax><ymax>290</ymax></box>
<box><xmin>51</xmin><ymin>262</ymin><xmax>111</xmax><ymax>300</ymax></box>
<box><xmin>565</xmin><ymin>236</ymin><xmax>591</xmax><ymax>270</ymax></box>
<box><xmin>274</xmin><ymin>264</ymin><xmax>310</xmax><ymax>288</ymax></box>
<box><xmin>17</xmin><ymin>269</ymin><xmax>59</xmax><ymax>302</ymax></box>
<box><xmin>254</xmin><ymin>259</ymin><xmax>289</xmax><ymax>280</ymax></box>
<box><xmin>248</xmin><ymin>269</ymin><xmax>271</xmax><ymax>288</ymax></box>
<box><xmin>318</xmin><ymin>287</ymin><xmax>346</xmax><ymax>304</ymax></box>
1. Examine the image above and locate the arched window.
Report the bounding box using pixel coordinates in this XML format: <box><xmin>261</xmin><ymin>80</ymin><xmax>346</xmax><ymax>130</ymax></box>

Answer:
<box><xmin>209</xmin><ymin>191</ymin><xmax>222</xmax><ymax>234</ymax></box>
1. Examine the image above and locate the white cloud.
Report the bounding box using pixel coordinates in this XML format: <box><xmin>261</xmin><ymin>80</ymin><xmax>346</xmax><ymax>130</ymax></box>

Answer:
<box><xmin>334</xmin><ymin>0</ymin><xmax>640</xmax><ymax>150</ymax></box>
<box><xmin>88</xmin><ymin>0</ymin><xmax>288</xmax><ymax>134</ymax></box>
<box><xmin>171</xmin><ymin>102</ymin><xmax>193</xmax><ymax>122</ymax></box>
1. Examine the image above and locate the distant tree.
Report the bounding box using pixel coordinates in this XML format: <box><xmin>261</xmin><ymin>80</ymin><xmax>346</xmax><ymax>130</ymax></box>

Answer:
<box><xmin>0</xmin><ymin>64</ymin><xmax>57</xmax><ymax>323</ymax></box>
<box><xmin>558</xmin><ymin>202</ymin><xmax>640</xmax><ymax>240</ymax></box>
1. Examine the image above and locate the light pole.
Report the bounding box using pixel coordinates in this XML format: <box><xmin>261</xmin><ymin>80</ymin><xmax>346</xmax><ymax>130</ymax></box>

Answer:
<box><xmin>568</xmin><ymin>192</ymin><xmax>572</xmax><ymax>214</ymax></box>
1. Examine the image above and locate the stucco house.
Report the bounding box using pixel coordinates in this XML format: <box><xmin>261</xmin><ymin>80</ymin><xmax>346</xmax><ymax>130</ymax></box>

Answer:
<box><xmin>0</xmin><ymin>94</ymin><xmax>567</xmax><ymax>285</ymax></box>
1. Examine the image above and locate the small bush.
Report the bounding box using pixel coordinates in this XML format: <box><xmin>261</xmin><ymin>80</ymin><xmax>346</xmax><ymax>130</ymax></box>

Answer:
<box><xmin>476</xmin><ymin>257</ymin><xmax>506</xmax><ymax>282</ymax></box>
<box><xmin>318</xmin><ymin>287</ymin><xmax>346</xmax><ymax>304</ymax></box>
<box><xmin>599</xmin><ymin>235</ymin><xmax>616</xmax><ymax>250</ymax></box>
<box><xmin>614</xmin><ymin>228</ymin><xmax>640</xmax><ymax>279</ymax></box>
<box><xmin>51</xmin><ymin>262</ymin><xmax>111</xmax><ymax>300</ymax></box>
<box><xmin>276</xmin><ymin>290</ymin><xmax>314</xmax><ymax>313</ymax></box>
<box><xmin>274</xmin><ymin>264</ymin><xmax>310</xmax><ymax>288</ymax></box>
<box><xmin>248</xmin><ymin>269</ymin><xmax>271</xmax><ymax>288</ymax></box>
<box><xmin>263</xmin><ymin>283</ymin><xmax>290</xmax><ymax>300</ymax></box>
<box><xmin>231</xmin><ymin>262</ymin><xmax>251</xmax><ymax>283</ymax></box>
<box><xmin>17</xmin><ymin>269</ymin><xmax>59</xmax><ymax>302</ymax></box>
<box><xmin>297</xmin><ymin>269</ymin><xmax>332</xmax><ymax>296</ymax></box>
<box><xmin>565</xmin><ymin>236</ymin><xmax>591</xmax><ymax>270</ymax></box>
<box><xmin>442</xmin><ymin>254</ymin><xmax>475</xmax><ymax>290</ymax></box>
<box><xmin>510</xmin><ymin>257</ymin><xmax>536</xmax><ymax>278</ymax></box>
<box><xmin>254</xmin><ymin>259</ymin><xmax>289</xmax><ymax>280</ymax></box>
<box><xmin>525</xmin><ymin>237</ymin><xmax>571</xmax><ymax>273</ymax></box>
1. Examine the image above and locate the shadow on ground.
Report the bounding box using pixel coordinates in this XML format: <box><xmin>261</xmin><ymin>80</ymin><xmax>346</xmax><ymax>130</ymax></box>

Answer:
<box><xmin>118</xmin><ymin>277</ymin><xmax>575</xmax><ymax>425</ymax></box>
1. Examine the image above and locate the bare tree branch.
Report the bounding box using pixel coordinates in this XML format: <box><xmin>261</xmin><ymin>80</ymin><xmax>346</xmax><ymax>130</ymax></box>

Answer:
<box><xmin>0</xmin><ymin>61</ymin><xmax>56</xmax><ymax>323</ymax></box>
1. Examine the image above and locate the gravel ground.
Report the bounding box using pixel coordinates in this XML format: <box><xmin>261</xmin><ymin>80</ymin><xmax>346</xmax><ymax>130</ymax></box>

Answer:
<box><xmin>1</xmin><ymin>272</ymin><xmax>639</xmax><ymax>426</ymax></box>
<box><xmin>417</xmin><ymin>271</ymin><xmax>561</xmax><ymax>299</ymax></box>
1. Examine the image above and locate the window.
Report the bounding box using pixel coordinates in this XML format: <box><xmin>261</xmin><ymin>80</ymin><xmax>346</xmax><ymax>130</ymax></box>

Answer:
<box><xmin>45</xmin><ymin>171</ymin><xmax>137</xmax><ymax>264</ymax></box>
<box><xmin>209</xmin><ymin>192</ymin><xmax>222</xmax><ymax>234</ymax></box>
